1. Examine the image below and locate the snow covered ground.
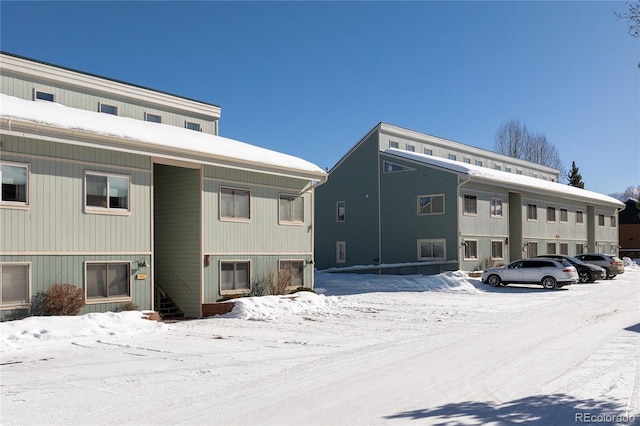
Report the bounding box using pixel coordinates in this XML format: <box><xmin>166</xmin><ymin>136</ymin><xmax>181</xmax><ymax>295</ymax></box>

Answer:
<box><xmin>1</xmin><ymin>262</ymin><xmax>639</xmax><ymax>426</ymax></box>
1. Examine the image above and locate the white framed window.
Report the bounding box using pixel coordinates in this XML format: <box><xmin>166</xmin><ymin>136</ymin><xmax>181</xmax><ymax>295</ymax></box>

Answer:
<box><xmin>527</xmin><ymin>204</ymin><xmax>537</xmax><ymax>221</ymax></box>
<box><xmin>463</xmin><ymin>240</ymin><xmax>478</xmax><ymax>260</ymax></box>
<box><xmin>547</xmin><ymin>242</ymin><xmax>556</xmax><ymax>254</ymax></box>
<box><xmin>418</xmin><ymin>239</ymin><xmax>446</xmax><ymax>261</ymax></box>
<box><xmin>405</xmin><ymin>144</ymin><xmax>415</xmax><ymax>152</ymax></box>
<box><xmin>99</xmin><ymin>102</ymin><xmax>118</xmax><ymax>115</ymax></box>
<box><xmin>336</xmin><ymin>201</ymin><xmax>345</xmax><ymax>222</ymax></box>
<box><xmin>279</xmin><ymin>260</ymin><xmax>304</xmax><ymax>288</ymax></box>
<box><xmin>463</xmin><ymin>195</ymin><xmax>477</xmax><ymax>215</ymax></box>
<box><xmin>533</xmin><ymin>173</ymin><xmax>538</xmax><ymax>179</ymax></box>
<box><xmin>220</xmin><ymin>261</ymin><xmax>250</xmax><ymax>294</ymax></box>
<box><xmin>491</xmin><ymin>241</ymin><xmax>504</xmax><ymax>260</ymax></box>
<box><xmin>383</xmin><ymin>161</ymin><xmax>413</xmax><ymax>173</ymax></box>
<box><xmin>560</xmin><ymin>209</ymin><xmax>568</xmax><ymax>223</ymax></box>
<box><xmin>185</xmin><ymin>121</ymin><xmax>201</xmax><ymax>131</ymax></box>
<box><xmin>559</xmin><ymin>243</ymin><xmax>569</xmax><ymax>255</ymax></box>
<box><xmin>576</xmin><ymin>243</ymin><xmax>585</xmax><ymax>254</ymax></box>
<box><xmin>547</xmin><ymin>207</ymin><xmax>556</xmax><ymax>223</ymax></box>
<box><xmin>576</xmin><ymin>210</ymin><xmax>584</xmax><ymax>224</ymax></box>
<box><xmin>448</xmin><ymin>153</ymin><xmax>457</xmax><ymax>161</ymax></box>
<box><xmin>494</xmin><ymin>165</ymin><xmax>502</xmax><ymax>171</ymax></box>
<box><xmin>527</xmin><ymin>242</ymin><xmax>538</xmax><ymax>257</ymax></box>
<box><xmin>598</xmin><ymin>214</ymin><xmax>605</xmax><ymax>226</ymax></box>
<box><xmin>336</xmin><ymin>241</ymin><xmax>346</xmax><ymax>264</ymax></box>
<box><xmin>0</xmin><ymin>263</ymin><xmax>31</xmax><ymax>308</ymax></box>
<box><xmin>1</xmin><ymin>162</ymin><xmax>29</xmax><ymax>206</ymax></box>
<box><xmin>85</xmin><ymin>172</ymin><xmax>130</xmax><ymax>213</ymax></box>
<box><xmin>279</xmin><ymin>194</ymin><xmax>304</xmax><ymax>224</ymax></box>
<box><xmin>490</xmin><ymin>199</ymin><xmax>503</xmax><ymax>218</ymax></box>
<box><xmin>516</xmin><ymin>169</ymin><xmax>523</xmax><ymax>175</ymax></box>
<box><xmin>610</xmin><ymin>215</ymin><xmax>616</xmax><ymax>227</ymax></box>
<box><xmin>145</xmin><ymin>112</ymin><xmax>161</xmax><ymax>123</ymax></box>
<box><xmin>33</xmin><ymin>89</ymin><xmax>54</xmax><ymax>102</ymax></box>
<box><xmin>220</xmin><ymin>187</ymin><xmax>250</xmax><ymax>221</ymax></box>
<box><xmin>505</xmin><ymin>167</ymin><xmax>512</xmax><ymax>173</ymax></box>
<box><xmin>85</xmin><ymin>262</ymin><xmax>130</xmax><ymax>302</ymax></box>
<box><xmin>463</xmin><ymin>157</ymin><xmax>471</xmax><ymax>164</ymax></box>
<box><xmin>424</xmin><ymin>148</ymin><xmax>433</xmax><ymax>155</ymax></box>
<box><xmin>475</xmin><ymin>160</ymin><xmax>483</xmax><ymax>167</ymax></box>
<box><xmin>389</xmin><ymin>141</ymin><xmax>399</xmax><ymax>149</ymax></box>
<box><xmin>417</xmin><ymin>194</ymin><xmax>445</xmax><ymax>215</ymax></box>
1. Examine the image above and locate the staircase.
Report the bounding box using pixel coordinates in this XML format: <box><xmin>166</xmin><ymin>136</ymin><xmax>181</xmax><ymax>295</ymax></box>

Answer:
<box><xmin>155</xmin><ymin>285</ymin><xmax>185</xmax><ymax>321</ymax></box>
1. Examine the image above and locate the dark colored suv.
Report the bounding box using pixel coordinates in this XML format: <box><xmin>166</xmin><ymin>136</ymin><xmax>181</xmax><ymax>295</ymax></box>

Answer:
<box><xmin>535</xmin><ymin>255</ymin><xmax>606</xmax><ymax>283</ymax></box>
<box><xmin>574</xmin><ymin>254</ymin><xmax>625</xmax><ymax>279</ymax></box>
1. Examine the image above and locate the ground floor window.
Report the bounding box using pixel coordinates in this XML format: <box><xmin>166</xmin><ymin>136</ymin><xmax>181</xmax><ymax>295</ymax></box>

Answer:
<box><xmin>547</xmin><ymin>242</ymin><xmax>556</xmax><ymax>254</ymax></box>
<box><xmin>0</xmin><ymin>263</ymin><xmax>30</xmax><ymax>307</ymax></box>
<box><xmin>576</xmin><ymin>243</ymin><xmax>585</xmax><ymax>254</ymax></box>
<box><xmin>491</xmin><ymin>241</ymin><xmax>504</xmax><ymax>260</ymax></box>
<box><xmin>559</xmin><ymin>243</ymin><xmax>569</xmax><ymax>255</ymax></box>
<box><xmin>336</xmin><ymin>241</ymin><xmax>346</xmax><ymax>263</ymax></box>
<box><xmin>418</xmin><ymin>239</ymin><xmax>446</xmax><ymax>260</ymax></box>
<box><xmin>85</xmin><ymin>262</ymin><xmax>130</xmax><ymax>300</ymax></box>
<box><xmin>279</xmin><ymin>260</ymin><xmax>304</xmax><ymax>288</ymax></box>
<box><xmin>220</xmin><ymin>261</ymin><xmax>250</xmax><ymax>293</ymax></box>
<box><xmin>463</xmin><ymin>240</ymin><xmax>478</xmax><ymax>260</ymax></box>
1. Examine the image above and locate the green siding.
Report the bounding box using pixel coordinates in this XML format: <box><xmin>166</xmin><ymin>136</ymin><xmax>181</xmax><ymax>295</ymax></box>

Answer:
<box><xmin>153</xmin><ymin>164</ymin><xmax>201</xmax><ymax>318</ymax></box>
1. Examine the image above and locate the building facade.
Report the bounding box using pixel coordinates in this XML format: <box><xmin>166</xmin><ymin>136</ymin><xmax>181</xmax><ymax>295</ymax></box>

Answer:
<box><xmin>619</xmin><ymin>198</ymin><xmax>640</xmax><ymax>259</ymax></box>
<box><xmin>0</xmin><ymin>52</ymin><xmax>326</xmax><ymax>320</ymax></box>
<box><xmin>315</xmin><ymin>123</ymin><xmax>623</xmax><ymax>274</ymax></box>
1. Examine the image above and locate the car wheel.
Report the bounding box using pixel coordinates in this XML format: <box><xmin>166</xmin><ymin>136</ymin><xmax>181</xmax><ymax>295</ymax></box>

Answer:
<box><xmin>487</xmin><ymin>274</ymin><xmax>501</xmax><ymax>287</ymax></box>
<box><xmin>606</xmin><ymin>274</ymin><xmax>616</xmax><ymax>280</ymax></box>
<box><xmin>541</xmin><ymin>276</ymin><xmax>557</xmax><ymax>290</ymax></box>
<box><xmin>578</xmin><ymin>271</ymin><xmax>590</xmax><ymax>284</ymax></box>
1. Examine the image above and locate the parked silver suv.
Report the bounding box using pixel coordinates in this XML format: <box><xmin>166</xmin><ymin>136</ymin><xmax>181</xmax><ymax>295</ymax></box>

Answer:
<box><xmin>574</xmin><ymin>253</ymin><xmax>625</xmax><ymax>279</ymax></box>
<box><xmin>481</xmin><ymin>258</ymin><xmax>578</xmax><ymax>289</ymax></box>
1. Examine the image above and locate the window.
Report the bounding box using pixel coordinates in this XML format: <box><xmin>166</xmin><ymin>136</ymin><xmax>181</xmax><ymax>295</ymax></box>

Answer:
<box><xmin>85</xmin><ymin>262</ymin><xmax>130</xmax><ymax>300</ymax></box>
<box><xmin>279</xmin><ymin>260</ymin><xmax>304</xmax><ymax>288</ymax></box>
<box><xmin>1</xmin><ymin>162</ymin><xmax>29</xmax><ymax>205</ymax></box>
<box><xmin>220</xmin><ymin>188</ymin><xmax>250</xmax><ymax>220</ymax></box>
<box><xmin>220</xmin><ymin>261</ymin><xmax>250</xmax><ymax>293</ymax></box>
<box><xmin>533</xmin><ymin>173</ymin><xmax>538</xmax><ymax>179</ymax></box>
<box><xmin>527</xmin><ymin>204</ymin><xmax>537</xmax><ymax>221</ymax></box>
<box><xmin>383</xmin><ymin>161</ymin><xmax>413</xmax><ymax>173</ymax></box>
<box><xmin>463</xmin><ymin>157</ymin><xmax>471</xmax><ymax>164</ymax></box>
<box><xmin>336</xmin><ymin>201</ymin><xmax>345</xmax><ymax>222</ymax></box>
<box><xmin>279</xmin><ymin>194</ymin><xmax>304</xmax><ymax>224</ymax></box>
<box><xmin>99</xmin><ymin>103</ymin><xmax>118</xmax><ymax>115</ymax></box>
<box><xmin>547</xmin><ymin>242</ymin><xmax>556</xmax><ymax>254</ymax></box>
<box><xmin>406</xmin><ymin>144</ymin><xmax>415</xmax><ymax>152</ymax></box>
<box><xmin>424</xmin><ymin>148</ymin><xmax>433</xmax><ymax>155</ymax></box>
<box><xmin>576</xmin><ymin>210</ymin><xmax>584</xmax><ymax>224</ymax></box>
<box><xmin>448</xmin><ymin>154</ymin><xmax>457</xmax><ymax>161</ymax></box>
<box><xmin>576</xmin><ymin>243</ymin><xmax>585</xmax><ymax>254</ymax></box>
<box><xmin>490</xmin><ymin>199</ymin><xmax>503</xmax><ymax>217</ymax></box>
<box><xmin>516</xmin><ymin>169</ymin><xmax>523</xmax><ymax>175</ymax></box>
<box><xmin>475</xmin><ymin>160</ymin><xmax>483</xmax><ymax>167</ymax></box>
<box><xmin>559</xmin><ymin>243</ymin><xmax>568</xmax><ymax>255</ymax></box>
<box><xmin>598</xmin><ymin>214</ymin><xmax>605</xmax><ymax>226</ymax></box>
<box><xmin>494</xmin><ymin>165</ymin><xmax>502</xmax><ymax>171</ymax></box>
<box><xmin>527</xmin><ymin>242</ymin><xmax>538</xmax><ymax>257</ymax></box>
<box><xmin>464</xmin><ymin>240</ymin><xmax>478</xmax><ymax>260</ymax></box>
<box><xmin>463</xmin><ymin>195</ymin><xmax>477</xmax><ymax>215</ymax></box>
<box><xmin>505</xmin><ymin>167</ymin><xmax>512</xmax><ymax>173</ymax></box>
<box><xmin>547</xmin><ymin>207</ymin><xmax>556</xmax><ymax>222</ymax></box>
<box><xmin>491</xmin><ymin>241</ymin><xmax>504</xmax><ymax>259</ymax></box>
<box><xmin>611</xmin><ymin>215</ymin><xmax>616</xmax><ymax>227</ymax></box>
<box><xmin>417</xmin><ymin>194</ymin><xmax>445</xmax><ymax>215</ymax></box>
<box><xmin>336</xmin><ymin>241</ymin><xmax>346</xmax><ymax>263</ymax></box>
<box><xmin>560</xmin><ymin>209</ymin><xmax>568</xmax><ymax>223</ymax></box>
<box><xmin>1</xmin><ymin>263</ymin><xmax>30</xmax><ymax>307</ymax></box>
<box><xmin>418</xmin><ymin>239</ymin><xmax>446</xmax><ymax>260</ymax></box>
<box><xmin>185</xmin><ymin>121</ymin><xmax>201</xmax><ymax>131</ymax></box>
<box><xmin>34</xmin><ymin>90</ymin><xmax>54</xmax><ymax>102</ymax></box>
<box><xmin>597</xmin><ymin>243</ymin><xmax>606</xmax><ymax>253</ymax></box>
<box><xmin>85</xmin><ymin>172</ymin><xmax>129</xmax><ymax>211</ymax></box>
<box><xmin>389</xmin><ymin>141</ymin><xmax>399</xmax><ymax>149</ymax></box>
<box><xmin>145</xmin><ymin>113</ymin><xmax>161</xmax><ymax>123</ymax></box>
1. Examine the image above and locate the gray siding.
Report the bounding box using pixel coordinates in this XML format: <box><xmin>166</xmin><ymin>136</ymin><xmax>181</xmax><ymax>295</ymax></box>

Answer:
<box><xmin>509</xmin><ymin>192</ymin><xmax>523</xmax><ymax>261</ymax></box>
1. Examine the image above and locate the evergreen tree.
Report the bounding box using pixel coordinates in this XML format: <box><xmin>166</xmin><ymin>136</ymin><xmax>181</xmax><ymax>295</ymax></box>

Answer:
<box><xmin>567</xmin><ymin>161</ymin><xmax>585</xmax><ymax>189</ymax></box>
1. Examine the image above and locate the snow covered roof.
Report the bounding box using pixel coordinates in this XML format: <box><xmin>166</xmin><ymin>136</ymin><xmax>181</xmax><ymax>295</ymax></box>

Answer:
<box><xmin>385</xmin><ymin>148</ymin><xmax>623</xmax><ymax>207</ymax></box>
<box><xmin>0</xmin><ymin>94</ymin><xmax>326</xmax><ymax>179</ymax></box>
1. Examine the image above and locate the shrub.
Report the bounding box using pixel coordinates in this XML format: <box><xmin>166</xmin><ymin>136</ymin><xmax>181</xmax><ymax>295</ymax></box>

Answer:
<box><xmin>42</xmin><ymin>283</ymin><xmax>85</xmax><ymax>316</ymax></box>
<box><xmin>29</xmin><ymin>291</ymin><xmax>47</xmax><ymax>316</ymax></box>
<box><xmin>116</xmin><ymin>301</ymin><xmax>139</xmax><ymax>312</ymax></box>
<box><xmin>272</xmin><ymin>267</ymin><xmax>294</xmax><ymax>295</ymax></box>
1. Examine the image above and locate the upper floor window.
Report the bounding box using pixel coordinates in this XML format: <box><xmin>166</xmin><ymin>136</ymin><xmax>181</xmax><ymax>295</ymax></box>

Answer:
<box><xmin>424</xmin><ymin>148</ymin><xmax>433</xmax><ymax>155</ymax></box>
<box><xmin>463</xmin><ymin>157</ymin><xmax>471</xmax><ymax>164</ymax></box>
<box><xmin>516</xmin><ymin>169</ymin><xmax>523</xmax><ymax>175</ymax></box>
<box><xmin>494</xmin><ymin>165</ymin><xmax>502</xmax><ymax>171</ymax></box>
<box><xmin>99</xmin><ymin>103</ymin><xmax>118</xmax><ymax>115</ymax></box>
<box><xmin>491</xmin><ymin>199</ymin><xmax>503</xmax><ymax>217</ymax></box>
<box><xmin>527</xmin><ymin>204</ymin><xmax>537</xmax><ymax>221</ymax></box>
<box><xmin>448</xmin><ymin>154</ymin><xmax>457</xmax><ymax>161</ymax></box>
<box><xmin>505</xmin><ymin>167</ymin><xmax>512</xmax><ymax>173</ymax></box>
<box><xmin>418</xmin><ymin>239</ymin><xmax>446</xmax><ymax>261</ymax></box>
<box><xmin>85</xmin><ymin>262</ymin><xmax>130</xmax><ymax>301</ymax></box>
<box><xmin>185</xmin><ymin>121</ymin><xmax>201</xmax><ymax>131</ymax></box>
<box><xmin>279</xmin><ymin>194</ymin><xmax>304</xmax><ymax>224</ymax></box>
<box><xmin>1</xmin><ymin>263</ymin><xmax>30</xmax><ymax>308</ymax></box>
<box><xmin>389</xmin><ymin>141</ymin><xmax>399</xmax><ymax>149</ymax></box>
<box><xmin>560</xmin><ymin>209</ymin><xmax>568</xmax><ymax>223</ymax></box>
<box><xmin>336</xmin><ymin>201</ymin><xmax>345</xmax><ymax>222</ymax></box>
<box><xmin>85</xmin><ymin>172</ymin><xmax>129</xmax><ymax>212</ymax></box>
<box><xmin>145</xmin><ymin>113</ymin><xmax>161</xmax><ymax>123</ymax></box>
<box><xmin>383</xmin><ymin>161</ymin><xmax>413</xmax><ymax>173</ymax></box>
<box><xmin>417</xmin><ymin>194</ymin><xmax>444</xmax><ymax>215</ymax></box>
<box><xmin>463</xmin><ymin>195</ymin><xmax>477</xmax><ymax>215</ymax></box>
<box><xmin>220</xmin><ymin>187</ymin><xmax>250</xmax><ymax>220</ymax></box>
<box><xmin>475</xmin><ymin>160</ymin><xmax>483</xmax><ymax>167</ymax></box>
<box><xmin>547</xmin><ymin>207</ymin><xmax>556</xmax><ymax>222</ymax></box>
<box><xmin>405</xmin><ymin>144</ymin><xmax>415</xmax><ymax>152</ymax></box>
<box><xmin>533</xmin><ymin>173</ymin><xmax>538</xmax><ymax>179</ymax></box>
<box><xmin>34</xmin><ymin>90</ymin><xmax>54</xmax><ymax>102</ymax></box>
<box><xmin>598</xmin><ymin>214</ymin><xmax>605</xmax><ymax>226</ymax></box>
<box><xmin>576</xmin><ymin>210</ymin><xmax>584</xmax><ymax>224</ymax></box>
<box><xmin>1</xmin><ymin>162</ymin><xmax>29</xmax><ymax>205</ymax></box>
<box><xmin>611</xmin><ymin>215</ymin><xmax>617</xmax><ymax>227</ymax></box>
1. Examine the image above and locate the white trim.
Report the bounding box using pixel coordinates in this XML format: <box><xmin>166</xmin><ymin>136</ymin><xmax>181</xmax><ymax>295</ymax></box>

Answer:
<box><xmin>278</xmin><ymin>192</ymin><xmax>304</xmax><ymax>225</ymax></box>
<box><xmin>144</xmin><ymin>112</ymin><xmax>162</xmax><ymax>123</ymax></box>
<box><xmin>33</xmin><ymin>88</ymin><xmax>55</xmax><ymax>102</ymax></box>
<box><xmin>463</xmin><ymin>239</ymin><xmax>478</xmax><ymax>260</ymax></box>
<box><xmin>1</xmin><ymin>251</ymin><xmax>152</xmax><ymax>256</ymax></box>
<box><xmin>98</xmin><ymin>102</ymin><xmax>118</xmax><ymax>115</ymax></box>
<box><xmin>205</xmin><ymin>251</ymin><xmax>313</xmax><ymax>256</ymax></box>
<box><xmin>204</xmin><ymin>175</ymin><xmax>312</xmax><ymax>192</ymax></box>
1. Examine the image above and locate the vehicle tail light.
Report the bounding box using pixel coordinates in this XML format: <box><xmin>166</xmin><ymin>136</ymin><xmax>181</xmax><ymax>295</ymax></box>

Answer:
<box><xmin>563</xmin><ymin>267</ymin><xmax>576</xmax><ymax>272</ymax></box>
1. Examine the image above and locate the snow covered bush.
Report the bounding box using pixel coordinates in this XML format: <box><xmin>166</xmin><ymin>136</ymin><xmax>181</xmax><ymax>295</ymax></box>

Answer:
<box><xmin>42</xmin><ymin>283</ymin><xmax>85</xmax><ymax>316</ymax></box>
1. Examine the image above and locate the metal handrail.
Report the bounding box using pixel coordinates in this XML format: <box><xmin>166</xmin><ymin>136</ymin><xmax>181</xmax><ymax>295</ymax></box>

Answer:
<box><xmin>155</xmin><ymin>256</ymin><xmax>193</xmax><ymax>294</ymax></box>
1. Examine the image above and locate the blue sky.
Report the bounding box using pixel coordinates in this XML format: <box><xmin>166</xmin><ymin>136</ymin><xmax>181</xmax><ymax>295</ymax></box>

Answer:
<box><xmin>1</xmin><ymin>1</ymin><xmax>638</xmax><ymax>195</ymax></box>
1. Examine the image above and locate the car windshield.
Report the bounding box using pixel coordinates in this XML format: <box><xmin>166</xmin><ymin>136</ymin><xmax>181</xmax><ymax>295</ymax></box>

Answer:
<box><xmin>565</xmin><ymin>256</ymin><xmax>587</xmax><ymax>266</ymax></box>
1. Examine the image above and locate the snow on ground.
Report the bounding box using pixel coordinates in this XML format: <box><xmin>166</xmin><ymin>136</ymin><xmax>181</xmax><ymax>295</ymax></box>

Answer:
<box><xmin>1</xmin><ymin>262</ymin><xmax>639</xmax><ymax>425</ymax></box>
